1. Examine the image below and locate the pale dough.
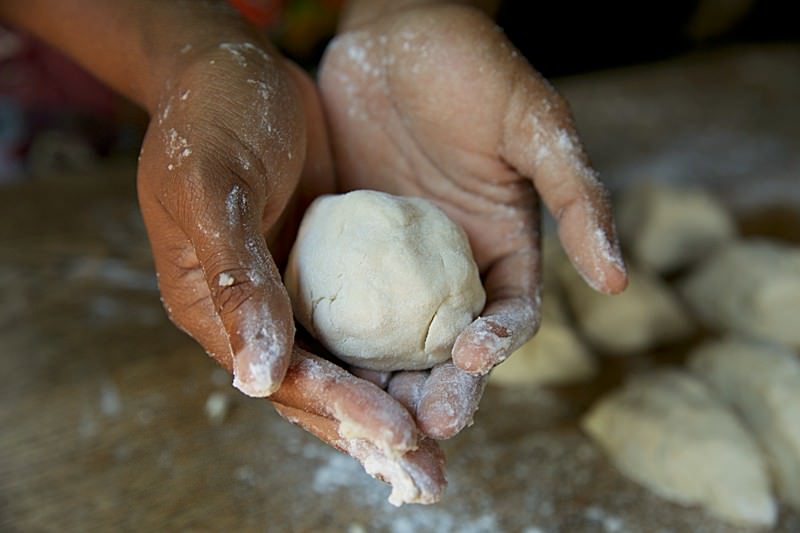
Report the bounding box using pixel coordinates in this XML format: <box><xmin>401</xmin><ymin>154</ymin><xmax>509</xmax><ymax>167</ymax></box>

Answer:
<box><xmin>616</xmin><ymin>180</ymin><xmax>736</xmax><ymax>274</ymax></box>
<box><xmin>558</xmin><ymin>263</ymin><xmax>693</xmax><ymax>355</ymax></box>
<box><xmin>582</xmin><ymin>370</ymin><xmax>776</xmax><ymax>527</ymax></box>
<box><xmin>680</xmin><ymin>239</ymin><xmax>800</xmax><ymax>346</ymax></box>
<box><xmin>284</xmin><ymin>190</ymin><xmax>485</xmax><ymax>371</ymax></box>
<box><xmin>689</xmin><ymin>337</ymin><xmax>800</xmax><ymax>511</ymax></box>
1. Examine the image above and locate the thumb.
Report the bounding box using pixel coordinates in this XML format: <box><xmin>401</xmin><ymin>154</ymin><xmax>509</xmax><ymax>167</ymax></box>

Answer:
<box><xmin>140</xmin><ymin>172</ymin><xmax>295</xmax><ymax>397</ymax></box>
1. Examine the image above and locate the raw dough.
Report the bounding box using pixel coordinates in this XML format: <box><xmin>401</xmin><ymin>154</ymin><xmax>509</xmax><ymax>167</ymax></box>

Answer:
<box><xmin>680</xmin><ymin>239</ymin><xmax>800</xmax><ymax>346</ymax></box>
<box><xmin>582</xmin><ymin>370</ymin><xmax>776</xmax><ymax>527</ymax></box>
<box><xmin>616</xmin><ymin>180</ymin><xmax>736</xmax><ymax>273</ymax></box>
<box><xmin>689</xmin><ymin>337</ymin><xmax>800</xmax><ymax>510</ymax></box>
<box><xmin>558</xmin><ymin>263</ymin><xmax>693</xmax><ymax>355</ymax></box>
<box><xmin>284</xmin><ymin>190</ymin><xmax>485</xmax><ymax>371</ymax></box>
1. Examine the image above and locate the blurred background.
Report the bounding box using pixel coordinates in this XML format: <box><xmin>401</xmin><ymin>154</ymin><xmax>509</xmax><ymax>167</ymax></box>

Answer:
<box><xmin>1</xmin><ymin>0</ymin><xmax>798</xmax><ymax>185</ymax></box>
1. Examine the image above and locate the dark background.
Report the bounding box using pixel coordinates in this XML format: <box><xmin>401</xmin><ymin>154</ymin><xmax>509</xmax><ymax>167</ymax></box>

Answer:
<box><xmin>495</xmin><ymin>0</ymin><xmax>798</xmax><ymax>77</ymax></box>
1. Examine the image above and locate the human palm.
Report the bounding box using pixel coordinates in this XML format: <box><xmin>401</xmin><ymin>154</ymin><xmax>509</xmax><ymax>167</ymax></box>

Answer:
<box><xmin>319</xmin><ymin>4</ymin><xmax>627</xmax><ymax>428</ymax></box>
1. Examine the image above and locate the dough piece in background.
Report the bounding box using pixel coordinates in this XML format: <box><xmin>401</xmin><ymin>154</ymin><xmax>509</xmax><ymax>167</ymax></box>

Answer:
<box><xmin>680</xmin><ymin>239</ymin><xmax>800</xmax><ymax>347</ymax></box>
<box><xmin>558</xmin><ymin>263</ymin><xmax>693</xmax><ymax>355</ymax></box>
<box><xmin>615</xmin><ymin>180</ymin><xmax>736</xmax><ymax>274</ymax></box>
<box><xmin>689</xmin><ymin>337</ymin><xmax>800</xmax><ymax>510</ymax></box>
<box><xmin>582</xmin><ymin>370</ymin><xmax>776</xmax><ymax>528</ymax></box>
<box><xmin>488</xmin><ymin>288</ymin><xmax>596</xmax><ymax>387</ymax></box>
<box><xmin>284</xmin><ymin>190</ymin><xmax>485</xmax><ymax>372</ymax></box>
<box><xmin>490</xmin><ymin>236</ymin><xmax>596</xmax><ymax>387</ymax></box>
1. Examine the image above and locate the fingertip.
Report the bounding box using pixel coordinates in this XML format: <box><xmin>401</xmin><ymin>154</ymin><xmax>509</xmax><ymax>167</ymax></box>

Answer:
<box><xmin>557</xmin><ymin>198</ymin><xmax>629</xmax><ymax>296</ymax></box>
<box><xmin>387</xmin><ymin>371</ymin><xmax>428</xmax><ymax>415</ymax></box>
<box><xmin>333</xmin><ymin>402</ymin><xmax>419</xmax><ymax>458</ymax></box>
<box><xmin>416</xmin><ymin>363</ymin><xmax>486</xmax><ymax>440</ymax></box>
<box><xmin>281</xmin><ymin>351</ymin><xmax>419</xmax><ymax>456</ymax></box>
<box><xmin>416</xmin><ymin>411</ymin><xmax>464</xmax><ymax>441</ymax></box>
<box><xmin>452</xmin><ymin>317</ymin><xmax>514</xmax><ymax>376</ymax></box>
<box><xmin>355</xmin><ymin>438</ymin><xmax>447</xmax><ymax>506</ymax></box>
<box><xmin>601</xmin><ymin>261</ymin><xmax>629</xmax><ymax>294</ymax></box>
<box><xmin>231</xmin><ymin>324</ymin><xmax>293</xmax><ymax>397</ymax></box>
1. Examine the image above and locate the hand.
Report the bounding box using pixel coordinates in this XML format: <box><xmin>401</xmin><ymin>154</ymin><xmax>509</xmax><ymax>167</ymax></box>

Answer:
<box><xmin>137</xmin><ymin>37</ymin><xmax>325</xmax><ymax>397</ymax></box>
<box><xmin>0</xmin><ymin>0</ymin><xmax>447</xmax><ymax>505</ymax></box>
<box><xmin>135</xmin><ymin>31</ymin><xmax>446</xmax><ymax>503</ymax></box>
<box><xmin>319</xmin><ymin>4</ymin><xmax>628</xmax><ymax>437</ymax></box>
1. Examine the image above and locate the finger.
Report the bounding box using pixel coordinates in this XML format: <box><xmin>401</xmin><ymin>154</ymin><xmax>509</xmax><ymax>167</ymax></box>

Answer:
<box><xmin>387</xmin><ymin>371</ymin><xmax>428</xmax><ymax>414</ymax></box>
<box><xmin>274</xmin><ymin>404</ymin><xmax>447</xmax><ymax>506</ymax></box>
<box><xmin>348</xmin><ymin>366</ymin><xmax>393</xmax><ymax>390</ymax></box>
<box><xmin>414</xmin><ymin>361</ymin><xmax>487</xmax><ymax>440</ymax></box>
<box><xmin>270</xmin><ymin>348</ymin><xmax>418</xmax><ymax>457</ymax></box>
<box><xmin>140</xmin><ymin>183</ymin><xmax>295</xmax><ymax>398</ymax></box>
<box><xmin>501</xmin><ymin>79</ymin><xmax>627</xmax><ymax>294</ymax></box>
<box><xmin>453</xmin><ymin>241</ymin><xmax>542</xmax><ymax>375</ymax></box>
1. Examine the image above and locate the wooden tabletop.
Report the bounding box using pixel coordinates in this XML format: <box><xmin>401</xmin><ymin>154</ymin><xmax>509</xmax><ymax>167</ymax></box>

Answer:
<box><xmin>2</xmin><ymin>43</ymin><xmax>799</xmax><ymax>532</ymax></box>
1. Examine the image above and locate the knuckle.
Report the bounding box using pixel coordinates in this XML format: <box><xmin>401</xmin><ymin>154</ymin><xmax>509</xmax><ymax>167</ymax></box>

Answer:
<box><xmin>209</xmin><ymin>269</ymin><xmax>257</xmax><ymax>317</ymax></box>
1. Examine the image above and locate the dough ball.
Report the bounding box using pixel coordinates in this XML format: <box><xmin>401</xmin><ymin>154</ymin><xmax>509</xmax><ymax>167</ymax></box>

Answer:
<box><xmin>284</xmin><ymin>190</ymin><xmax>486</xmax><ymax>371</ymax></box>
<box><xmin>558</xmin><ymin>262</ymin><xmax>693</xmax><ymax>355</ymax></box>
<box><xmin>680</xmin><ymin>239</ymin><xmax>800</xmax><ymax>346</ymax></box>
<box><xmin>582</xmin><ymin>370</ymin><xmax>776</xmax><ymax>527</ymax></box>
<box><xmin>616</xmin><ymin>180</ymin><xmax>736</xmax><ymax>274</ymax></box>
<box><xmin>689</xmin><ymin>337</ymin><xmax>800</xmax><ymax>511</ymax></box>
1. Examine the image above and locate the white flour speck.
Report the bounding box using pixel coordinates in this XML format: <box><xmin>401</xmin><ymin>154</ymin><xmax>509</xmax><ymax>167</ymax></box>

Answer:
<box><xmin>164</xmin><ymin>128</ymin><xmax>191</xmax><ymax>166</ymax></box>
<box><xmin>100</xmin><ymin>380</ymin><xmax>122</xmax><ymax>417</ymax></box>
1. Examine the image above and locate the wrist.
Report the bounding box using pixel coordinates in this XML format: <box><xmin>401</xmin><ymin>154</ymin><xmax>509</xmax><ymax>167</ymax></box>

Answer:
<box><xmin>120</xmin><ymin>4</ymin><xmax>275</xmax><ymax>114</ymax></box>
<box><xmin>0</xmin><ymin>1</ymin><xmax>271</xmax><ymax>114</ymax></box>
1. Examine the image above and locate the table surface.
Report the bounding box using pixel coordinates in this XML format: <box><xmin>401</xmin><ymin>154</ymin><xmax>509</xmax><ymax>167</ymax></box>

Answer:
<box><xmin>2</xmin><ymin>43</ymin><xmax>799</xmax><ymax>533</ymax></box>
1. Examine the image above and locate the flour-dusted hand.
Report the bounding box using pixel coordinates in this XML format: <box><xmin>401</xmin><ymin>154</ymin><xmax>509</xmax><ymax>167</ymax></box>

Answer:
<box><xmin>320</xmin><ymin>2</ymin><xmax>628</xmax><ymax>438</ymax></box>
<box><xmin>272</xmin><ymin>348</ymin><xmax>448</xmax><ymax>505</ymax></box>
<box><xmin>0</xmin><ymin>2</ymin><xmax>446</xmax><ymax>500</ymax></box>
<box><xmin>137</xmin><ymin>38</ymin><xmax>315</xmax><ymax>397</ymax></box>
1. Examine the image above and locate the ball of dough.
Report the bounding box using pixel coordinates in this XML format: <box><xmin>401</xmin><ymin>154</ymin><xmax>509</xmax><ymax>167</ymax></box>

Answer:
<box><xmin>284</xmin><ymin>190</ymin><xmax>486</xmax><ymax>371</ymax></box>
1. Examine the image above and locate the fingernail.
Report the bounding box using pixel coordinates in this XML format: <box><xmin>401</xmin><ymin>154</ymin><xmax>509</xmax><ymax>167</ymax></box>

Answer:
<box><xmin>231</xmin><ymin>328</ymin><xmax>287</xmax><ymax>397</ymax></box>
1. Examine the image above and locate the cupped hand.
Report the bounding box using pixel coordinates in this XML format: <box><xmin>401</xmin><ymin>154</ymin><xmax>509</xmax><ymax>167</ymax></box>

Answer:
<box><xmin>136</xmin><ymin>34</ymin><xmax>445</xmax><ymax>503</ymax></box>
<box><xmin>137</xmin><ymin>37</ymin><xmax>319</xmax><ymax>397</ymax></box>
<box><xmin>319</xmin><ymin>4</ymin><xmax>628</xmax><ymax>438</ymax></box>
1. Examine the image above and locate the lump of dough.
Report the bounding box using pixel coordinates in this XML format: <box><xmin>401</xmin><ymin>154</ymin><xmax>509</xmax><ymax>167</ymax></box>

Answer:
<box><xmin>284</xmin><ymin>190</ymin><xmax>485</xmax><ymax>372</ymax></box>
<box><xmin>558</xmin><ymin>263</ymin><xmax>693</xmax><ymax>355</ymax></box>
<box><xmin>689</xmin><ymin>337</ymin><xmax>800</xmax><ymax>511</ymax></box>
<box><xmin>582</xmin><ymin>370</ymin><xmax>776</xmax><ymax>527</ymax></box>
<box><xmin>616</xmin><ymin>180</ymin><xmax>736</xmax><ymax>274</ymax></box>
<box><xmin>679</xmin><ymin>239</ymin><xmax>800</xmax><ymax>346</ymax></box>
